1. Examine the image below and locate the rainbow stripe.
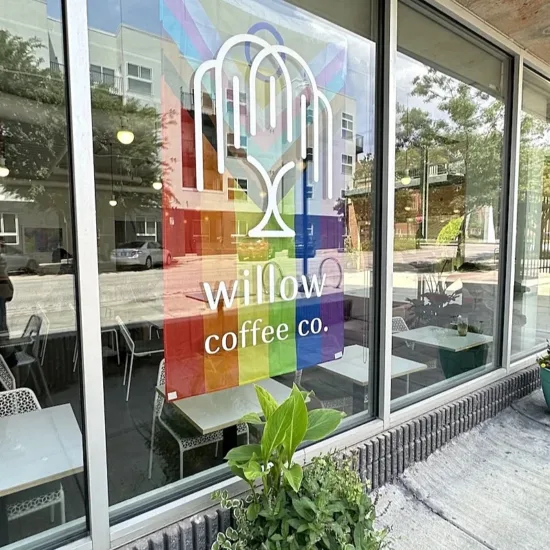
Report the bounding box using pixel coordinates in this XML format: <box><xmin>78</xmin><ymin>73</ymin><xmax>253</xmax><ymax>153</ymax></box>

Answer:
<box><xmin>161</xmin><ymin>0</ymin><xmax>345</xmax><ymax>400</ymax></box>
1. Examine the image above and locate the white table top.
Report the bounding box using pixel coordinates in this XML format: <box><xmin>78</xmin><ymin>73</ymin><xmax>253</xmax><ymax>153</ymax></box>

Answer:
<box><xmin>0</xmin><ymin>404</ymin><xmax>84</xmax><ymax>497</ymax></box>
<box><xmin>393</xmin><ymin>326</ymin><xmax>493</xmax><ymax>352</ymax></box>
<box><xmin>318</xmin><ymin>344</ymin><xmax>427</xmax><ymax>386</ymax></box>
<box><xmin>158</xmin><ymin>378</ymin><xmax>291</xmax><ymax>434</ymax></box>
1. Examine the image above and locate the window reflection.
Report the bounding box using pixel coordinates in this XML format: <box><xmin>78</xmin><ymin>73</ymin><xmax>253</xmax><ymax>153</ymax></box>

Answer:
<box><xmin>0</xmin><ymin>1</ymin><xmax>86</xmax><ymax>546</ymax></box>
<box><xmin>88</xmin><ymin>0</ymin><xmax>376</xmax><ymax>521</ymax></box>
<box><xmin>512</xmin><ymin>69</ymin><xmax>550</xmax><ymax>356</ymax></box>
<box><xmin>391</xmin><ymin>3</ymin><xmax>509</xmax><ymax>406</ymax></box>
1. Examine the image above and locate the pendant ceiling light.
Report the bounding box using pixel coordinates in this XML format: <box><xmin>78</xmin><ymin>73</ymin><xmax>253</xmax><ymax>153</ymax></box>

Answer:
<box><xmin>109</xmin><ymin>143</ymin><xmax>117</xmax><ymax>206</ymax></box>
<box><xmin>0</xmin><ymin>157</ymin><xmax>9</xmax><ymax>178</ymax></box>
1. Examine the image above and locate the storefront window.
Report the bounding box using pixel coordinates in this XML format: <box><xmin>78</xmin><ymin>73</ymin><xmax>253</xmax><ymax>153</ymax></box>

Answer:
<box><xmin>88</xmin><ymin>0</ymin><xmax>376</xmax><ymax>520</ymax></box>
<box><xmin>0</xmin><ymin>0</ymin><xmax>87</xmax><ymax>546</ymax></box>
<box><xmin>512</xmin><ymin>69</ymin><xmax>550</xmax><ymax>357</ymax></box>
<box><xmin>391</xmin><ymin>2</ymin><xmax>509</xmax><ymax>407</ymax></box>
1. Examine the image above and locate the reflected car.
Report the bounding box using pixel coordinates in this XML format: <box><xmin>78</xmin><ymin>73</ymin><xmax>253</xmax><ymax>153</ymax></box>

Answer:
<box><xmin>111</xmin><ymin>241</ymin><xmax>172</xmax><ymax>270</ymax></box>
<box><xmin>0</xmin><ymin>245</ymin><xmax>39</xmax><ymax>274</ymax></box>
<box><xmin>237</xmin><ymin>237</ymin><xmax>275</xmax><ymax>261</ymax></box>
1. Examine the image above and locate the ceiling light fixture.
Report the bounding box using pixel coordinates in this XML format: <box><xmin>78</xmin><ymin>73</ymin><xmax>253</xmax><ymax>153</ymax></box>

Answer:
<box><xmin>117</xmin><ymin>118</ymin><xmax>134</xmax><ymax>145</ymax></box>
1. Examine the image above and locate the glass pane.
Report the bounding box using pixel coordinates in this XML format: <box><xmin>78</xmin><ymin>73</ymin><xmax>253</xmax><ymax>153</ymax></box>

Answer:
<box><xmin>127</xmin><ymin>63</ymin><xmax>139</xmax><ymax>77</ymax></box>
<box><xmin>140</xmin><ymin>66</ymin><xmax>152</xmax><ymax>81</ymax></box>
<box><xmin>128</xmin><ymin>78</ymin><xmax>152</xmax><ymax>95</ymax></box>
<box><xmin>511</xmin><ymin>69</ymin><xmax>550</xmax><ymax>356</ymax></box>
<box><xmin>89</xmin><ymin>0</ymin><xmax>376</xmax><ymax>523</ymax></box>
<box><xmin>0</xmin><ymin>1</ymin><xmax>86</xmax><ymax>547</ymax></box>
<box><xmin>391</xmin><ymin>2</ymin><xmax>509</xmax><ymax>408</ymax></box>
<box><xmin>2</xmin><ymin>213</ymin><xmax>16</xmax><ymax>234</ymax></box>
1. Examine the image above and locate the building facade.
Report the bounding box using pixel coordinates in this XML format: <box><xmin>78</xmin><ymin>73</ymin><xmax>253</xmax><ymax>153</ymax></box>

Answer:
<box><xmin>0</xmin><ymin>0</ymin><xmax>549</xmax><ymax>549</ymax></box>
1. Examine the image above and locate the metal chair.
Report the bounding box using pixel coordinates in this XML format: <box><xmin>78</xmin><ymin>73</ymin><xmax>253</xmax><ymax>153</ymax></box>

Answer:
<box><xmin>0</xmin><ymin>388</ymin><xmax>65</xmax><ymax>524</ymax></box>
<box><xmin>0</xmin><ymin>354</ymin><xmax>16</xmax><ymax>391</ymax></box>
<box><xmin>37</xmin><ymin>304</ymin><xmax>50</xmax><ymax>368</ymax></box>
<box><xmin>294</xmin><ymin>369</ymin><xmax>353</xmax><ymax>412</ymax></box>
<box><xmin>13</xmin><ymin>315</ymin><xmax>52</xmax><ymax>405</ymax></box>
<box><xmin>117</xmin><ymin>316</ymin><xmax>164</xmax><ymax>401</ymax></box>
<box><xmin>148</xmin><ymin>360</ymin><xmax>248</xmax><ymax>480</ymax></box>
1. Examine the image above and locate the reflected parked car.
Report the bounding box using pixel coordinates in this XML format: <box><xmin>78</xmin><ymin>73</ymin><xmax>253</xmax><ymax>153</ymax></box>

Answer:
<box><xmin>111</xmin><ymin>241</ymin><xmax>172</xmax><ymax>270</ymax></box>
<box><xmin>0</xmin><ymin>245</ymin><xmax>39</xmax><ymax>274</ymax></box>
<box><xmin>237</xmin><ymin>237</ymin><xmax>275</xmax><ymax>261</ymax></box>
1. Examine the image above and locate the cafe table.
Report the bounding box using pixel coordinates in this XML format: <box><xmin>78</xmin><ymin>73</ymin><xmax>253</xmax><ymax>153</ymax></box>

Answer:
<box><xmin>317</xmin><ymin>344</ymin><xmax>428</xmax><ymax>412</ymax></box>
<box><xmin>0</xmin><ymin>404</ymin><xmax>84</xmax><ymax>545</ymax></box>
<box><xmin>156</xmin><ymin>377</ymin><xmax>291</xmax><ymax>454</ymax></box>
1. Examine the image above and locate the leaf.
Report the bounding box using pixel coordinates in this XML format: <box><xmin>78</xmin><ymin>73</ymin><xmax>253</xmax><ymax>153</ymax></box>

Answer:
<box><xmin>281</xmin><ymin>385</ymin><xmax>308</xmax><ymax>460</ymax></box>
<box><xmin>304</xmin><ymin>409</ymin><xmax>344</xmax><ymax>442</ymax></box>
<box><xmin>255</xmin><ymin>384</ymin><xmax>279</xmax><ymax>420</ymax></box>
<box><xmin>261</xmin><ymin>392</ymin><xmax>296</xmax><ymax>461</ymax></box>
<box><xmin>243</xmin><ymin>460</ymin><xmax>263</xmax><ymax>482</ymax></box>
<box><xmin>240</xmin><ymin>412</ymin><xmax>265</xmax><ymax>425</ymax></box>
<box><xmin>228</xmin><ymin>463</ymin><xmax>246</xmax><ymax>482</ymax></box>
<box><xmin>225</xmin><ymin>444</ymin><xmax>262</xmax><ymax>463</ymax></box>
<box><xmin>247</xmin><ymin>502</ymin><xmax>261</xmax><ymax>521</ymax></box>
<box><xmin>283</xmin><ymin>463</ymin><xmax>303</xmax><ymax>492</ymax></box>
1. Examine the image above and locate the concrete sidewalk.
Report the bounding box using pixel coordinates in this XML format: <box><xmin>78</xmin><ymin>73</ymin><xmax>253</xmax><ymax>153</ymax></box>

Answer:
<box><xmin>376</xmin><ymin>389</ymin><xmax>550</xmax><ymax>550</ymax></box>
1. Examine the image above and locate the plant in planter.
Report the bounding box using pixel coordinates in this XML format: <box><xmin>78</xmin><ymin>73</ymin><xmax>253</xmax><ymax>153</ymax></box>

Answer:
<box><xmin>536</xmin><ymin>340</ymin><xmax>550</xmax><ymax>410</ymax></box>
<box><xmin>212</xmin><ymin>384</ymin><xmax>388</xmax><ymax>549</ymax></box>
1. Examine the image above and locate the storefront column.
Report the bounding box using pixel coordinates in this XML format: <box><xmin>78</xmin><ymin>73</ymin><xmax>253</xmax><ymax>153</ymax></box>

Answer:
<box><xmin>371</xmin><ymin>0</ymin><xmax>397</xmax><ymax>427</ymax></box>
<box><xmin>499</xmin><ymin>55</ymin><xmax>523</xmax><ymax>370</ymax></box>
<box><xmin>62</xmin><ymin>0</ymin><xmax>110</xmax><ymax>547</ymax></box>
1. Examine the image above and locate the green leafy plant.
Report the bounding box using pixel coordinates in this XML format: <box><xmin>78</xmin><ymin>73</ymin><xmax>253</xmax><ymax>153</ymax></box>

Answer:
<box><xmin>212</xmin><ymin>385</ymin><xmax>388</xmax><ymax>549</ymax></box>
<box><xmin>537</xmin><ymin>339</ymin><xmax>550</xmax><ymax>369</ymax></box>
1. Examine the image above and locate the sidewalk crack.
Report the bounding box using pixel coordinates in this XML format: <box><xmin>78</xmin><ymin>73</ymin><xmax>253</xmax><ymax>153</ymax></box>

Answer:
<box><xmin>397</xmin><ymin>478</ymin><xmax>498</xmax><ymax>550</ymax></box>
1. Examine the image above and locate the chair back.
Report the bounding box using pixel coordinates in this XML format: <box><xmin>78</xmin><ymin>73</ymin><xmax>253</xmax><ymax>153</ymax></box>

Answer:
<box><xmin>22</xmin><ymin>314</ymin><xmax>43</xmax><ymax>359</ymax></box>
<box><xmin>0</xmin><ymin>355</ymin><xmax>16</xmax><ymax>391</ymax></box>
<box><xmin>392</xmin><ymin>316</ymin><xmax>409</xmax><ymax>334</ymax></box>
<box><xmin>37</xmin><ymin>304</ymin><xmax>50</xmax><ymax>367</ymax></box>
<box><xmin>0</xmin><ymin>388</ymin><xmax>40</xmax><ymax>416</ymax></box>
<box><xmin>153</xmin><ymin>359</ymin><xmax>166</xmax><ymax>419</ymax></box>
<box><xmin>116</xmin><ymin>316</ymin><xmax>135</xmax><ymax>352</ymax></box>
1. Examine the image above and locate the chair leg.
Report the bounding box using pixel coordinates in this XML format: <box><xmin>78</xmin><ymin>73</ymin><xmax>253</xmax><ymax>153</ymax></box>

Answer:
<box><xmin>123</xmin><ymin>353</ymin><xmax>129</xmax><ymax>386</ymax></box>
<box><xmin>179</xmin><ymin>443</ymin><xmax>184</xmax><ymax>480</ymax></box>
<box><xmin>114</xmin><ymin>331</ymin><xmax>120</xmax><ymax>365</ymax></box>
<box><xmin>148</xmin><ymin>414</ymin><xmax>157</xmax><ymax>480</ymax></box>
<box><xmin>72</xmin><ymin>343</ymin><xmax>78</xmax><ymax>373</ymax></box>
<box><xmin>215</xmin><ymin>440</ymin><xmax>219</xmax><ymax>458</ymax></box>
<box><xmin>60</xmin><ymin>492</ymin><xmax>66</xmax><ymax>524</ymax></box>
<box><xmin>50</xmin><ymin>503</ymin><xmax>55</xmax><ymax>523</ymax></box>
<box><xmin>125</xmin><ymin>353</ymin><xmax>135</xmax><ymax>401</ymax></box>
<box><xmin>36</xmin><ymin>363</ymin><xmax>54</xmax><ymax>407</ymax></box>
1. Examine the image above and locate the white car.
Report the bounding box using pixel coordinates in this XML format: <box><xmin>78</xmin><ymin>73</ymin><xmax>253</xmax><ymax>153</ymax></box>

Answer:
<box><xmin>111</xmin><ymin>241</ymin><xmax>172</xmax><ymax>270</ymax></box>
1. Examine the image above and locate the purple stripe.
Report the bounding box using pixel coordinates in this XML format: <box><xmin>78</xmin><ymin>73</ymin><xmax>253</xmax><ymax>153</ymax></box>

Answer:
<box><xmin>316</xmin><ymin>48</ymin><xmax>346</xmax><ymax>89</ymax></box>
<box><xmin>163</xmin><ymin>0</ymin><xmax>214</xmax><ymax>61</ymax></box>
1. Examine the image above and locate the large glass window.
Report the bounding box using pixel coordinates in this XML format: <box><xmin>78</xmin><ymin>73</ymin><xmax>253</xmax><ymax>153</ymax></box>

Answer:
<box><xmin>512</xmin><ymin>68</ymin><xmax>550</xmax><ymax>357</ymax></box>
<box><xmin>391</xmin><ymin>2</ymin><xmax>510</xmax><ymax>407</ymax></box>
<box><xmin>88</xmin><ymin>0</ymin><xmax>376</xmax><ymax>521</ymax></box>
<box><xmin>0</xmin><ymin>0</ymin><xmax>86</xmax><ymax>547</ymax></box>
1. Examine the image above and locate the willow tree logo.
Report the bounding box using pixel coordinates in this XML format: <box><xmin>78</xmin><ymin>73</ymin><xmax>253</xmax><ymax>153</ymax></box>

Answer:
<box><xmin>193</xmin><ymin>34</ymin><xmax>333</xmax><ymax>238</ymax></box>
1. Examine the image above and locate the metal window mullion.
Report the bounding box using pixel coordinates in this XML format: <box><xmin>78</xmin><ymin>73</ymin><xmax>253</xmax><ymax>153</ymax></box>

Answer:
<box><xmin>371</xmin><ymin>0</ymin><xmax>397</xmax><ymax>428</ymax></box>
<box><xmin>499</xmin><ymin>55</ymin><xmax>523</xmax><ymax>371</ymax></box>
<box><xmin>61</xmin><ymin>0</ymin><xmax>111</xmax><ymax>548</ymax></box>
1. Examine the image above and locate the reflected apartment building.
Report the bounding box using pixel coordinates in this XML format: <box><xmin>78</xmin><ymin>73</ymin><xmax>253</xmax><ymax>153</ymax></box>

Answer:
<box><xmin>1</xmin><ymin>0</ymin><xmax>363</xmax><ymax>264</ymax></box>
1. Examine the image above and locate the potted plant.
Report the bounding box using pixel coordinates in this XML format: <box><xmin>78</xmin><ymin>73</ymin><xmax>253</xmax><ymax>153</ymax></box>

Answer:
<box><xmin>212</xmin><ymin>384</ymin><xmax>388</xmax><ymax>549</ymax></box>
<box><xmin>536</xmin><ymin>341</ymin><xmax>550</xmax><ymax>410</ymax></box>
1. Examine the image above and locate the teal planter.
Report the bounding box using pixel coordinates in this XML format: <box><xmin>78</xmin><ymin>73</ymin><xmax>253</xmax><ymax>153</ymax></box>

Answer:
<box><xmin>540</xmin><ymin>367</ymin><xmax>550</xmax><ymax>410</ymax></box>
<box><xmin>439</xmin><ymin>345</ymin><xmax>489</xmax><ymax>379</ymax></box>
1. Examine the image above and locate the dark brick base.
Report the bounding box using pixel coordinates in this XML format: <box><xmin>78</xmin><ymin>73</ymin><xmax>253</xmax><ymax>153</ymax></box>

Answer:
<box><xmin>120</xmin><ymin>365</ymin><xmax>541</xmax><ymax>550</ymax></box>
